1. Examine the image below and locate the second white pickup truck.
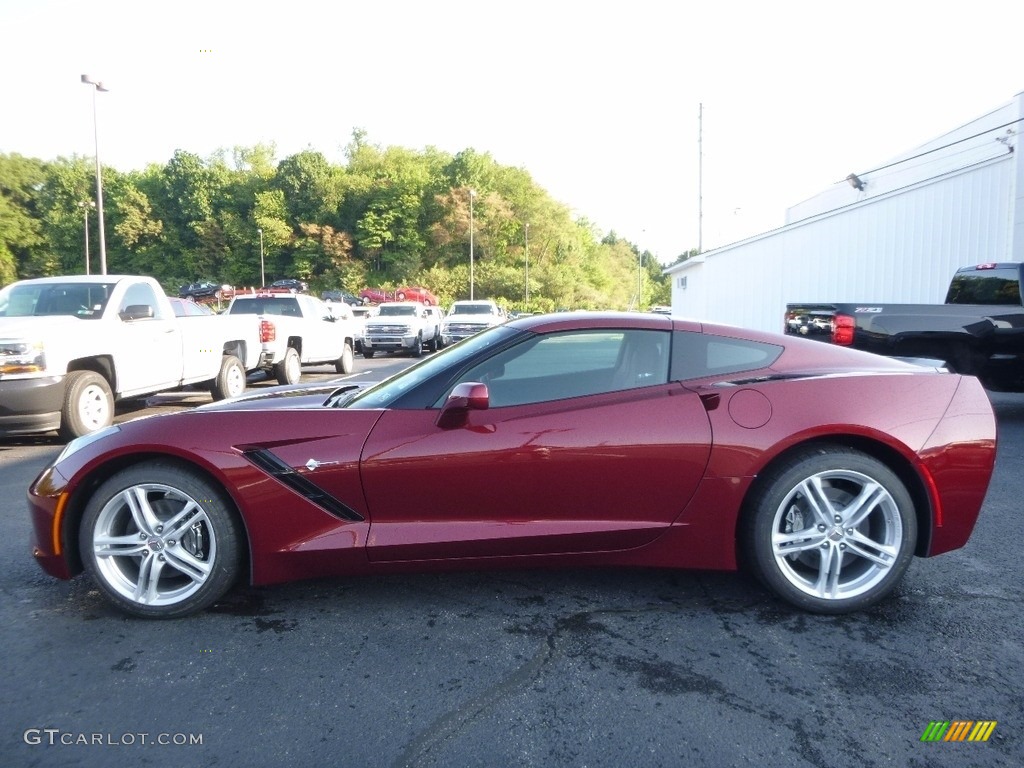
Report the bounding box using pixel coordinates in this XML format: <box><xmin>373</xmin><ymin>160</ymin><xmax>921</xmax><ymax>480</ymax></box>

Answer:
<box><xmin>0</xmin><ymin>275</ymin><xmax>263</xmax><ymax>439</ymax></box>
<box><xmin>226</xmin><ymin>290</ymin><xmax>357</xmax><ymax>384</ymax></box>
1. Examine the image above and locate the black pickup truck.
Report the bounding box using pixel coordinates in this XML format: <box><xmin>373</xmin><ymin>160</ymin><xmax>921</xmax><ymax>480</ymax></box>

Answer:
<box><xmin>785</xmin><ymin>263</ymin><xmax>1024</xmax><ymax>391</ymax></box>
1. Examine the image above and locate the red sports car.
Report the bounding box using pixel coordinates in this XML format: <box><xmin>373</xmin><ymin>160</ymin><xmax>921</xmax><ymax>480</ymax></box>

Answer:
<box><xmin>27</xmin><ymin>313</ymin><xmax>996</xmax><ymax>618</ymax></box>
<box><xmin>359</xmin><ymin>286</ymin><xmax>438</xmax><ymax>305</ymax></box>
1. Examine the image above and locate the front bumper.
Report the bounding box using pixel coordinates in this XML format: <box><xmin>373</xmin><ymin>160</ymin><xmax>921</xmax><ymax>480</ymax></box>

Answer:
<box><xmin>0</xmin><ymin>376</ymin><xmax>66</xmax><ymax>436</ymax></box>
<box><xmin>364</xmin><ymin>334</ymin><xmax>419</xmax><ymax>352</ymax></box>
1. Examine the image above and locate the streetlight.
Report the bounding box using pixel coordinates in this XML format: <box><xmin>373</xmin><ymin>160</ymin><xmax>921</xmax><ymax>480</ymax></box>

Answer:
<box><xmin>637</xmin><ymin>249</ymin><xmax>643</xmax><ymax>311</ymax></box>
<box><xmin>469</xmin><ymin>189</ymin><xmax>476</xmax><ymax>300</ymax></box>
<box><xmin>77</xmin><ymin>200</ymin><xmax>95</xmax><ymax>274</ymax></box>
<box><xmin>257</xmin><ymin>228</ymin><xmax>265</xmax><ymax>287</ymax></box>
<box><xmin>524</xmin><ymin>222</ymin><xmax>530</xmax><ymax>311</ymax></box>
<box><xmin>81</xmin><ymin>74</ymin><xmax>109</xmax><ymax>275</ymax></box>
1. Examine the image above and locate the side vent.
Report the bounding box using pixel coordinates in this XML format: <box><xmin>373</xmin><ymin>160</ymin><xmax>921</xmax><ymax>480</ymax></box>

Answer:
<box><xmin>242</xmin><ymin>448</ymin><xmax>364</xmax><ymax>522</ymax></box>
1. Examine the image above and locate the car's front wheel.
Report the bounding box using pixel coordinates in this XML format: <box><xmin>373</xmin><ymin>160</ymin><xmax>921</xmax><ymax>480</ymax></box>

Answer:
<box><xmin>743</xmin><ymin>446</ymin><xmax>916</xmax><ymax>614</ymax></box>
<box><xmin>79</xmin><ymin>462</ymin><xmax>243</xmax><ymax>618</ymax></box>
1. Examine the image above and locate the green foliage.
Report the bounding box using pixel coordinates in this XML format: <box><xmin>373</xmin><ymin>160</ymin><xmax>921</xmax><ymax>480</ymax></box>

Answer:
<box><xmin>0</xmin><ymin>140</ymin><xmax>677</xmax><ymax>309</ymax></box>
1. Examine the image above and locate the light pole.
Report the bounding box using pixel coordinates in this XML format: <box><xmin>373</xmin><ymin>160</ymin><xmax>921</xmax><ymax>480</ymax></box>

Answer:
<box><xmin>81</xmin><ymin>74</ymin><xmax>109</xmax><ymax>275</ymax></box>
<box><xmin>524</xmin><ymin>222</ymin><xmax>530</xmax><ymax>311</ymax></box>
<box><xmin>637</xmin><ymin>249</ymin><xmax>643</xmax><ymax>312</ymax></box>
<box><xmin>257</xmin><ymin>228</ymin><xmax>265</xmax><ymax>287</ymax></box>
<box><xmin>469</xmin><ymin>189</ymin><xmax>476</xmax><ymax>300</ymax></box>
<box><xmin>77</xmin><ymin>200</ymin><xmax>95</xmax><ymax>274</ymax></box>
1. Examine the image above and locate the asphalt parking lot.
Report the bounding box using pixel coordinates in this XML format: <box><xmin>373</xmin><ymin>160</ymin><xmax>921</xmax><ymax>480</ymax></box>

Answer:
<box><xmin>0</xmin><ymin>367</ymin><xmax>1020</xmax><ymax>768</ymax></box>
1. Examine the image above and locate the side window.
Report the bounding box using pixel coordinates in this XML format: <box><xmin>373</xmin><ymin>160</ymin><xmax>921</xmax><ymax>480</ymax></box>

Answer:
<box><xmin>671</xmin><ymin>331</ymin><xmax>783</xmax><ymax>380</ymax></box>
<box><xmin>118</xmin><ymin>283</ymin><xmax>165</xmax><ymax>320</ymax></box>
<box><xmin>448</xmin><ymin>329</ymin><xmax>670</xmax><ymax>408</ymax></box>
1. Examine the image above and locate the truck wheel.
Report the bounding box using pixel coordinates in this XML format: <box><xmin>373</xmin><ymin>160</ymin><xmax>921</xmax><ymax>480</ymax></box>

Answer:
<box><xmin>362</xmin><ymin>348</ymin><xmax>376</xmax><ymax>359</ymax></box>
<box><xmin>210</xmin><ymin>355</ymin><xmax>246</xmax><ymax>401</ymax></box>
<box><xmin>397</xmin><ymin>291</ymin><xmax>406</xmax><ymax>301</ymax></box>
<box><xmin>274</xmin><ymin>347</ymin><xmax>301</xmax><ymax>385</ymax></box>
<box><xmin>59</xmin><ymin>371</ymin><xmax>114</xmax><ymax>440</ymax></box>
<box><xmin>335</xmin><ymin>342</ymin><xmax>354</xmax><ymax>374</ymax></box>
<box><xmin>410</xmin><ymin>334</ymin><xmax>423</xmax><ymax>358</ymax></box>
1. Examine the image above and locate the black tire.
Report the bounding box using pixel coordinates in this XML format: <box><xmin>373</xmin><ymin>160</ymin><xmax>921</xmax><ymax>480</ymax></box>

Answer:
<box><xmin>362</xmin><ymin>348</ymin><xmax>376</xmax><ymax>359</ymax></box>
<box><xmin>427</xmin><ymin>334</ymin><xmax>438</xmax><ymax>353</ymax></box>
<box><xmin>274</xmin><ymin>347</ymin><xmax>301</xmax><ymax>385</ymax></box>
<box><xmin>78</xmin><ymin>462</ymin><xmax>243</xmax><ymax>619</ymax></box>
<box><xmin>741</xmin><ymin>445</ymin><xmax>917</xmax><ymax>614</ymax></box>
<box><xmin>210</xmin><ymin>355</ymin><xmax>246</xmax><ymax>400</ymax></box>
<box><xmin>410</xmin><ymin>334</ymin><xmax>423</xmax><ymax>358</ymax></box>
<box><xmin>335</xmin><ymin>342</ymin><xmax>354</xmax><ymax>374</ymax></box>
<box><xmin>59</xmin><ymin>370</ymin><xmax>114</xmax><ymax>440</ymax></box>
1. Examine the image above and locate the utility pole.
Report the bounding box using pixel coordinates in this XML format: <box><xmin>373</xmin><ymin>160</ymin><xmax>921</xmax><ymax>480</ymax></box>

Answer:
<box><xmin>698</xmin><ymin>102</ymin><xmax>703</xmax><ymax>254</ymax></box>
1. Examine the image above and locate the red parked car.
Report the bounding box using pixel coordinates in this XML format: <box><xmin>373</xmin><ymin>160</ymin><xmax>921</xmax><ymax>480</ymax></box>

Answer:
<box><xmin>359</xmin><ymin>286</ymin><xmax>438</xmax><ymax>305</ymax></box>
<box><xmin>27</xmin><ymin>312</ymin><xmax>996</xmax><ymax>618</ymax></box>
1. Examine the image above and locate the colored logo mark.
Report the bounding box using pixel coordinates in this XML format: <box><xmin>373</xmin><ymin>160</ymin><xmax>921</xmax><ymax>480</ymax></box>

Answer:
<box><xmin>920</xmin><ymin>721</ymin><xmax>997</xmax><ymax>742</ymax></box>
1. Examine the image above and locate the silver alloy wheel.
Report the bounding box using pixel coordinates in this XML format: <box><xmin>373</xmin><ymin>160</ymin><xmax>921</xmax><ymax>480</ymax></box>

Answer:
<box><xmin>285</xmin><ymin>350</ymin><xmax>301</xmax><ymax>382</ymax></box>
<box><xmin>771</xmin><ymin>469</ymin><xmax>903</xmax><ymax>601</ymax></box>
<box><xmin>91</xmin><ymin>482</ymin><xmax>217</xmax><ymax>607</ymax></box>
<box><xmin>77</xmin><ymin>382</ymin><xmax>111</xmax><ymax>431</ymax></box>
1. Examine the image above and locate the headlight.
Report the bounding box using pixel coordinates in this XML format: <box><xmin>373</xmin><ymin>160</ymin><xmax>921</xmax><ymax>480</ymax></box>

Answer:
<box><xmin>0</xmin><ymin>339</ymin><xmax>45</xmax><ymax>375</ymax></box>
<box><xmin>55</xmin><ymin>425</ymin><xmax>120</xmax><ymax>465</ymax></box>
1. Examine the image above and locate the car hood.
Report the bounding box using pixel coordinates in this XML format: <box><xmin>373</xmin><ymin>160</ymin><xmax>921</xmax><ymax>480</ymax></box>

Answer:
<box><xmin>0</xmin><ymin>316</ymin><xmax>90</xmax><ymax>336</ymax></box>
<box><xmin>196</xmin><ymin>380</ymin><xmax>372</xmax><ymax>412</ymax></box>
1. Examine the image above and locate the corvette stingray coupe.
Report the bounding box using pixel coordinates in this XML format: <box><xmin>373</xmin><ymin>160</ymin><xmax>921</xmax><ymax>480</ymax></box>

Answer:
<box><xmin>27</xmin><ymin>312</ymin><xmax>996</xmax><ymax>618</ymax></box>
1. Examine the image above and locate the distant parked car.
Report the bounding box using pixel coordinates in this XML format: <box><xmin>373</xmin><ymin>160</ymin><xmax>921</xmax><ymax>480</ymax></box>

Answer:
<box><xmin>178</xmin><ymin>281</ymin><xmax>228</xmax><ymax>300</ymax></box>
<box><xmin>270</xmin><ymin>279</ymin><xmax>308</xmax><ymax>293</ymax></box>
<box><xmin>168</xmin><ymin>296</ymin><xmax>215</xmax><ymax>317</ymax></box>
<box><xmin>359</xmin><ymin>286</ymin><xmax>439</xmax><ymax>305</ymax></box>
<box><xmin>322</xmin><ymin>290</ymin><xmax>361</xmax><ymax>306</ymax></box>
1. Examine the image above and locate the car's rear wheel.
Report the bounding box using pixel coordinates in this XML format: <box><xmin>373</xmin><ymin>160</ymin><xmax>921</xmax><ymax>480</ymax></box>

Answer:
<box><xmin>274</xmin><ymin>347</ymin><xmax>301</xmax><ymax>385</ymax></box>
<box><xmin>335</xmin><ymin>342</ymin><xmax>354</xmax><ymax>374</ymax></box>
<box><xmin>743</xmin><ymin>446</ymin><xmax>916</xmax><ymax>614</ymax></box>
<box><xmin>59</xmin><ymin>370</ymin><xmax>114</xmax><ymax>440</ymax></box>
<box><xmin>210</xmin><ymin>354</ymin><xmax>246</xmax><ymax>400</ymax></box>
<box><xmin>79</xmin><ymin>462</ymin><xmax>243</xmax><ymax>619</ymax></box>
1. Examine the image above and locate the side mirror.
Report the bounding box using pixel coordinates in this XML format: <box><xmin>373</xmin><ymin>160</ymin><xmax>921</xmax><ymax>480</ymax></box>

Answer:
<box><xmin>436</xmin><ymin>382</ymin><xmax>489</xmax><ymax>429</ymax></box>
<box><xmin>120</xmin><ymin>304</ymin><xmax>154</xmax><ymax>321</ymax></box>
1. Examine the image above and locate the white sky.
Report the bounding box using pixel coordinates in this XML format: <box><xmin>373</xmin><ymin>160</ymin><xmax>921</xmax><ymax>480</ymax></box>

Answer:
<box><xmin>2</xmin><ymin>0</ymin><xmax>1022</xmax><ymax>264</ymax></box>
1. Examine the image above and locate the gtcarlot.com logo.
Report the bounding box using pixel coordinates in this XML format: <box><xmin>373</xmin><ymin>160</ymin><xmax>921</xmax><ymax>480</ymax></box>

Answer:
<box><xmin>920</xmin><ymin>721</ymin><xmax>997</xmax><ymax>742</ymax></box>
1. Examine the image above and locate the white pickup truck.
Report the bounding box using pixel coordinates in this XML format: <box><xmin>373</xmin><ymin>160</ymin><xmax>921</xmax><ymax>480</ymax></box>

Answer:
<box><xmin>361</xmin><ymin>301</ymin><xmax>439</xmax><ymax>357</ymax></box>
<box><xmin>440</xmin><ymin>299</ymin><xmax>507</xmax><ymax>346</ymax></box>
<box><xmin>0</xmin><ymin>275</ymin><xmax>262</xmax><ymax>439</ymax></box>
<box><xmin>226</xmin><ymin>290</ymin><xmax>357</xmax><ymax>384</ymax></box>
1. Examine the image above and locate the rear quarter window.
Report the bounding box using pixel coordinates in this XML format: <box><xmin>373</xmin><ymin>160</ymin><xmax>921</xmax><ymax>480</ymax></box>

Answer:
<box><xmin>671</xmin><ymin>331</ymin><xmax>782</xmax><ymax>380</ymax></box>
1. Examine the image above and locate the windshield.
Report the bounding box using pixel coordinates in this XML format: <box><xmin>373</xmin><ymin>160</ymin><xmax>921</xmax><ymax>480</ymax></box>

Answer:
<box><xmin>378</xmin><ymin>305</ymin><xmax>417</xmax><ymax>317</ymax></box>
<box><xmin>450</xmin><ymin>304</ymin><xmax>493</xmax><ymax>315</ymax></box>
<box><xmin>0</xmin><ymin>282</ymin><xmax>114</xmax><ymax>318</ymax></box>
<box><xmin>345</xmin><ymin>325</ymin><xmax>518</xmax><ymax>409</ymax></box>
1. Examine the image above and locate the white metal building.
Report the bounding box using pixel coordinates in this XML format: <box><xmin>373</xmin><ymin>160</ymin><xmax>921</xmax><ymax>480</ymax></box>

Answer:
<box><xmin>666</xmin><ymin>91</ymin><xmax>1024</xmax><ymax>333</ymax></box>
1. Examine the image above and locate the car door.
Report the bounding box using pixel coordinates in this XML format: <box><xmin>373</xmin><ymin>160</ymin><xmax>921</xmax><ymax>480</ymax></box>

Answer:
<box><xmin>359</xmin><ymin>328</ymin><xmax>713</xmax><ymax>562</ymax></box>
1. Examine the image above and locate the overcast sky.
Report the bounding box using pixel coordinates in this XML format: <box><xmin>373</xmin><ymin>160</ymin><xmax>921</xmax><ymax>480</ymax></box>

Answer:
<box><xmin>2</xmin><ymin>0</ymin><xmax>1022</xmax><ymax>263</ymax></box>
